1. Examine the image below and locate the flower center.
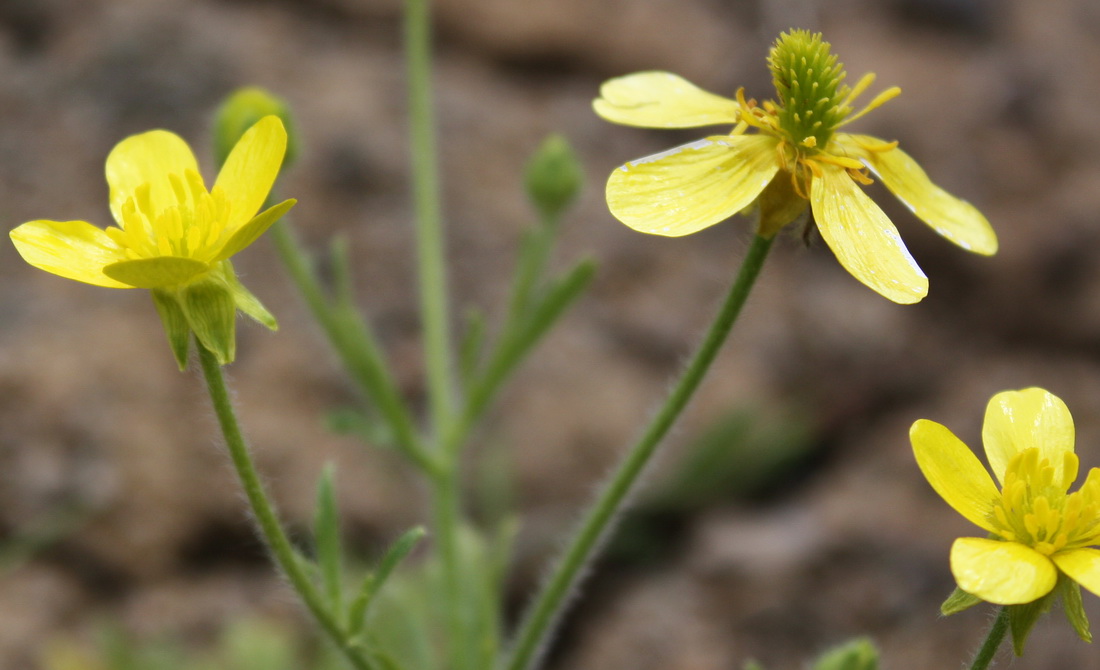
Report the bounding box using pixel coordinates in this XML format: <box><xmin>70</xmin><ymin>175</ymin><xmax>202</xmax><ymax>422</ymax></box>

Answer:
<box><xmin>107</xmin><ymin>169</ymin><xmax>231</xmax><ymax>263</ymax></box>
<box><xmin>989</xmin><ymin>448</ymin><xmax>1100</xmax><ymax>555</ymax></box>
<box><xmin>767</xmin><ymin>30</ymin><xmax>851</xmax><ymax>151</ymax></box>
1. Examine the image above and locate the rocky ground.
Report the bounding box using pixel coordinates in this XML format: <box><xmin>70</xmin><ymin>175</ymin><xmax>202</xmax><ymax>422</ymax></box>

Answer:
<box><xmin>1</xmin><ymin>0</ymin><xmax>1100</xmax><ymax>668</ymax></box>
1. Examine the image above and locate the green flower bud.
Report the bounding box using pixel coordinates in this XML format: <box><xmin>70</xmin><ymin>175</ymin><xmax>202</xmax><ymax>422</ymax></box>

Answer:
<box><xmin>524</xmin><ymin>134</ymin><xmax>583</xmax><ymax>221</ymax></box>
<box><xmin>214</xmin><ymin>87</ymin><xmax>300</xmax><ymax>170</ymax></box>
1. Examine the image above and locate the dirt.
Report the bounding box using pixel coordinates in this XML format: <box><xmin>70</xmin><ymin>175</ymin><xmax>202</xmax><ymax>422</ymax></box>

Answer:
<box><xmin>1</xmin><ymin>0</ymin><xmax>1099</xmax><ymax>668</ymax></box>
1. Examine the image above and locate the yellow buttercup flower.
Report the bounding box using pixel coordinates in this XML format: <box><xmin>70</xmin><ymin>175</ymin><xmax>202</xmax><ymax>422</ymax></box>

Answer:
<box><xmin>595</xmin><ymin>30</ymin><xmax>997</xmax><ymax>304</ymax></box>
<box><xmin>911</xmin><ymin>388</ymin><xmax>1100</xmax><ymax>612</ymax></box>
<box><xmin>10</xmin><ymin>115</ymin><xmax>295</xmax><ymax>368</ymax></box>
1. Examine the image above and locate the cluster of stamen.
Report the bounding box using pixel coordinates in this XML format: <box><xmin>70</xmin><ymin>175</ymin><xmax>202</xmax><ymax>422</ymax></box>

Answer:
<box><xmin>988</xmin><ymin>448</ymin><xmax>1100</xmax><ymax>556</ymax></box>
<box><xmin>728</xmin><ymin>30</ymin><xmax>903</xmax><ymax>200</ymax></box>
<box><xmin>106</xmin><ymin>169</ymin><xmax>231</xmax><ymax>264</ymax></box>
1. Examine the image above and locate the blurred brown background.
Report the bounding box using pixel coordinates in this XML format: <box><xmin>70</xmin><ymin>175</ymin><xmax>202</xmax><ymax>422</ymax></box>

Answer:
<box><xmin>1</xmin><ymin>0</ymin><xmax>1099</xmax><ymax>667</ymax></box>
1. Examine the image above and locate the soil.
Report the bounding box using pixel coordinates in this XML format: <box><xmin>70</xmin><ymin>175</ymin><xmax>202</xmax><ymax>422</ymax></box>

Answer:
<box><xmin>1</xmin><ymin>0</ymin><xmax>1098</xmax><ymax>668</ymax></box>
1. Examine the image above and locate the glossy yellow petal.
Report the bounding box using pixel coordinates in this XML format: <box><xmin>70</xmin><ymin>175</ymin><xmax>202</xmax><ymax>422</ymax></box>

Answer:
<box><xmin>835</xmin><ymin>134</ymin><xmax>997</xmax><ymax>255</ymax></box>
<box><xmin>606</xmin><ymin>135</ymin><xmax>779</xmax><ymax>237</ymax></box>
<box><xmin>951</xmin><ymin>537</ymin><xmax>1057</xmax><ymax>604</ymax></box>
<box><xmin>982</xmin><ymin>388</ymin><xmax>1075</xmax><ymax>488</ymax></box>
<box><xmin>593</xmin><ymin>72</ymin><xmax>741</xmax><ymax>128</ymax></box>
<box><xmin>10</xmin><ymin>220</ymin><xmax>130</xmax><ymax>288</ymax></box>
<box><xmin>106</xmin><ymin>130</ymin><xmax>199</xmax><ymax>225</ymax></box>
<box><xmin>911</xmin><ymin>419</ymin><xmax>999</xmax><ymax>532</ymax></box>
<box><xmin>103</xmin><ymin>257</ymin><xmax>209</xmax><ymax>289</ymax></box>
<box><xmin>213</xmin><ymin>115</ymin><xmax>288</xmax><ymax>235</ymax></box>
<box><xmin>213</xmin><ymin>199</ymin><xmax>296</xmax><ymax>262</ymax></box>
<box><xmin>810</xmin><ymin>163</ymin><xmax>927</xmax><ymax>304</ymax></box>
<box><xmin>1053</xmin><ymin>548</ymin><xmax>1100</xmax><ymax>597</ymax></box>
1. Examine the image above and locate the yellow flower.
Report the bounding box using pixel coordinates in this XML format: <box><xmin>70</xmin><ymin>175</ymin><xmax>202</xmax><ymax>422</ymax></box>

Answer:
<box><xmin>10</xmin><ymin>115</ymin><xmax>295</xmax><ymax>367</ymax></box>
<box><xmin>594</xmin><ymin>30</ymin><xmax>997</xmax><ymax>304</ymax></box>
<box><xmin>911</xmin><ymin>388</ymin><xmax>1100</xmax><ymax>607</ymax></box>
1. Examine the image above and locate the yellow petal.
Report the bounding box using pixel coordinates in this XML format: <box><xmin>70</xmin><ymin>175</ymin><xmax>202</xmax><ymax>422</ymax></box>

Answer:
<box><xmin>213</xmin><ymin>116</ymin><xmax>288</xmax><ymax>235</ymax></box>
<box><xmin>982</xmin><ymin>388</ymin><xmax>1074</xmax><ymax>488</ymax></box>
<box><xmin>835</xmin><ymin>134</ymin><xmax>997</xmax><ymax>255</ymax></box>
<box><xmin>106</xmin><ymin>130</ymin><xmax>199</xmax><ymax>225</ymax></box>
<box><xmin>213</xmin><ymin>199</ymin><xmax>296</xmax><ymax>262</ymax></box>
<box><xmin>593</xmin><ymin>72</ymin><xmax>740</xmax><ymax>128</ymax></box>
<box><xmin>10</xmin><ymin>220</ymin><xmax>131</xmax><ymax>288</ymax></box>
<box><xmin>910</xmin><ymin>419</ymin><xmax>999</xmax><ymax>533</ymax></box>
<box><xmin>606</xmin><ymin>135</ymin><xmax>779</xmax><ymax>237</ymax></box>
<box><xmin>810</xmin><ymin>163</ymin><xmax>928</xmax><ymax>304</ymax></box>
<box><xmin>1053</xmin><ymin>548</ymin><xmax>1100</xmax><ymax>597</ymax></box>
<box><xmin>103</xmin><ymin>257</ymin><xmax>209</xmax><ymax>289</ymax></box>
<box><xmin>951</xmin><ymin>537</ymin><xmax>1057</xmax><ymax>604</ymax></box>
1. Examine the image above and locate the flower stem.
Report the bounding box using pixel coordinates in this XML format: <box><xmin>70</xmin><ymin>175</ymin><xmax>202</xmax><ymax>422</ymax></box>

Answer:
<box><xmin>403</xmin><ymin>0</ymin><xmax>471</xmax><ymax>664</ymax></box>
<box><xmin>969</xmin><ymin>607</ymin><xmax>1009</xmax><ymax>670</ymax></box>
<box><xmin>405</xmin><ymin>0</ymin><xmax>455</xmax><ymax>433</ymax></box>
<box><xmin>504</xmin><ymin>234</ymin><xmax>775</xmax><ymax>670</ymax></box>
<box><xmin>197</xmin><ymin>343</ymin><xmax>374</xmax><ymax>670</ymax></box>
<box><xmin>431</xmin><ymin>457</ymin><xmax>475</xmax><ymax>670</ymax></box>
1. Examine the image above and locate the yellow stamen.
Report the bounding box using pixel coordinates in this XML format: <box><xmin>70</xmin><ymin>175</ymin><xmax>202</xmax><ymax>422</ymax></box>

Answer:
<box><xmin>839</xmin><ymin>86</ymin><xmax>902</xmax><ymax>127</ymax></box>
<box><xmin>842</xmin><ymin>72</ymin><xmax>877</xmax><ymax>108</ymax></box>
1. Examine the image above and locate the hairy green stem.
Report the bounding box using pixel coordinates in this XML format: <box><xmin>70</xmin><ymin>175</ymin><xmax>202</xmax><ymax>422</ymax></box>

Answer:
<box><xmin>505</xmin><ymin>234</ymin><xmax>775</xmax><ymax>670</ymax></box>
<box><xmin>405</xmin><ymin>0</ymin><xmax>455</xmax><ymax>433</ymax></box>
<box><xmin>403</xmin><ymin>0</ymin><xmax>469</xmax><ymax>664</ymax></box>
<box><xmin>197</xmin><ymin>343</ymin><xmax>374</xmax><ymax>670</ymax></box>
<box><xmin>969</xmin><ymin>607</ymin><xmax>1009</xmax><ymax>670</ymax></box>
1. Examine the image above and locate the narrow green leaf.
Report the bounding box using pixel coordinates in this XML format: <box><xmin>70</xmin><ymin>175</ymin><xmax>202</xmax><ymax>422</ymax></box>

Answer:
<box><xmin>326</xmin><ymin>407</ymin><xmax>396</xmax><ymax>448</ymax></box>
<box><xmin>812</xmin><ymin>637</ymin><xmax>878</xmax><ymax>670</ymax></box>
<box><xmin>521</xmin><ymin>258</ymin><xmax>596</xmax><ymax>344</ymax></box>
<box><xmin>347</xmin><ymin>526</ymin><xmax>427</xmax><ymax>635</ymax></box>
<box><xmin>314</xmin><ymin>464</ymin><xmax>344</xmax><ymax>616</ymax></box>
<box><xmin>468</xmin><ymin>258</ymin><xmax>596</xmax><ymax>426</ymax></box>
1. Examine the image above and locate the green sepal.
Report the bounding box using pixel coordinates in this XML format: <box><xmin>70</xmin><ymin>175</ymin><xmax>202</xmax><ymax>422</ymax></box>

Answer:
<box><xmin>1058</xmin><ymin>573</ymin><xmax>1092</xmax><ymax>643</ymax></box>
<box><xmin>180</xmin><ymin>278</ymin><xmax>237</xmax><ymax>366</ymax></box>
<box><xmin>742</xmin><ymin>661</ymin><xmax>766</xmax><ymax>670</ymax></box>
<box><xmin>221</xmin><ymin>261</ymin><xmax>278</xmax><ymax>330</ymax></box>
<box><xmin>940</xmin><ymin>586</ymin><xmax>984</xmax><ymax>615</ymax></box>
<box><xmin>1007</xmin><ymin>591</ymin><xmax>1054</xmax><ymax>656</ymax></box>
<box><xmin>756</xmin><ymin>171</ymin><xmax>808</xmax><ymax>239</ymax></box>
<box><xmin>812</xmin><ymin>637</ymin><xmax>879</xmax><ymax>670</ymax></box>
<box><xmin>151</xmin><ymin>288</ymin><xmax>192</xmax><ymax>370</ymax></box>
